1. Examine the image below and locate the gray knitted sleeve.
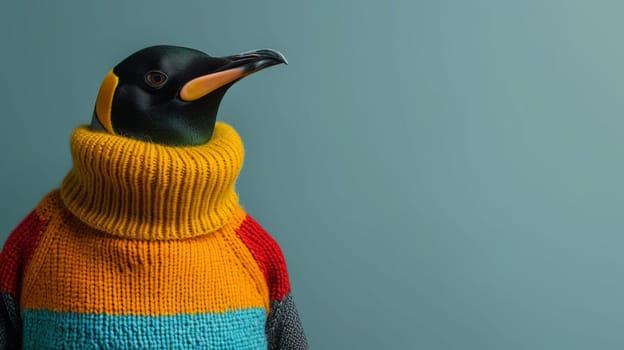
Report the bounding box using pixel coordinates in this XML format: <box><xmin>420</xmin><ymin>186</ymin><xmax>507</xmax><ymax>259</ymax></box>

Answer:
<box><xmin>0</xmin><ymin>292</ymin><xmax>21</xmax><ymax>350</ymax></box>
<box><xmin>266</xmin><ymin>294</ymin><xmax>308</xmax><ymax>350</ymax></box>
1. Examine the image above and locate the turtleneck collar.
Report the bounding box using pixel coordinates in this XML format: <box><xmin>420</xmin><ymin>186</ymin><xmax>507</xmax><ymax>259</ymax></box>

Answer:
<box><xmin>60</xmin><ymin>122</ymin><xmax>244</xmax><ymax>240</ymax></box>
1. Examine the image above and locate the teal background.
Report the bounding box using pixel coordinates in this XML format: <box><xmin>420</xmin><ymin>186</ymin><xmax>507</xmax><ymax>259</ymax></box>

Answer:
<box><xmin>1</xmin><ymin>1</ymin><xmax>624</xmax><ymax>348</ymax></box>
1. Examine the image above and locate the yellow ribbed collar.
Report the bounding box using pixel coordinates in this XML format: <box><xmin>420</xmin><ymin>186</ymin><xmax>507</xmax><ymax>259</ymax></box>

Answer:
<box><xmin>60</xmin><ymin>122</ymin><xmax>244</xmax><ymax>240</ymax></box>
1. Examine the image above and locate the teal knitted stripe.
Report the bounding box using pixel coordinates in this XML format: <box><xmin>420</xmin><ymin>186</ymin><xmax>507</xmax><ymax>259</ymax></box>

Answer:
<box><xmin>22</xmin><ymin>308</ymin><xmax>267</xmax><ymax>349</ymax></box>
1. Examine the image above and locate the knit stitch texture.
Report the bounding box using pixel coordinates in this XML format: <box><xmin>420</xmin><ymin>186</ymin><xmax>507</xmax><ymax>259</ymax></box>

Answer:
<box><xmin>0</xmin><ymin>122</ymin><xmax>308</xmax><ymax>349</ymax></box>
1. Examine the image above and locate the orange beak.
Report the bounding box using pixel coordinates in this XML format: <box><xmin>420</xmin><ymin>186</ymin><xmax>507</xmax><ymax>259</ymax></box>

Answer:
<box><xmin>179</xmin><ymin>48</ymin><xmax>287</xmax><ymax>102</ymax></box>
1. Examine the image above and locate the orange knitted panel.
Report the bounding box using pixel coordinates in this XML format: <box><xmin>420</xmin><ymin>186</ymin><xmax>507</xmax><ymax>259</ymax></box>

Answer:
<box><xmin>21</xmin><ymin>192</ymin><xmax>270</xmax><ymax>316</ymax></box>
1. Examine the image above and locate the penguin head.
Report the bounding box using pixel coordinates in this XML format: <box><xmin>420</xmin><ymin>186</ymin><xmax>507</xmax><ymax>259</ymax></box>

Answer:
<box><xmin>91</xmin><ymin>45</ymin><xmax>287</xmax><ymax>146</ymax></box>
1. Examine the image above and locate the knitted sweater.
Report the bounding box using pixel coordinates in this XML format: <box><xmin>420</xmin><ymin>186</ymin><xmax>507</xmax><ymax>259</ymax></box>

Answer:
<box><xmin>0</xmin><ymin>123</ymin><xmax>307</xmax><ymax>349</ymax></box>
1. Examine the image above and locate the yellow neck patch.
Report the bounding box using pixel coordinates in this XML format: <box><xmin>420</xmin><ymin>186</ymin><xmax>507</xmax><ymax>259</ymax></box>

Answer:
<box><xmin>60</xmin><ymin>122</ymin><xmax>245</xmax><ymax>240</ymax></box>
<box><xmin>94</xmin><ymin>70</ymin><xmax>118</xmax><ymax>133</ymax></box>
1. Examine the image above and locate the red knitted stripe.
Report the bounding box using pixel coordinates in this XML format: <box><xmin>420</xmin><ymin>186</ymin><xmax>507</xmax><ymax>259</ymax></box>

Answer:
<box><xmin>0</xmin><ymin>210</ymin><xmax>48</xmax><ymax>297</ymax></box>
<box><xmin>235</xmin><ymin>215</ymin><xmax>291</xmax><ymax>301</ymax></box>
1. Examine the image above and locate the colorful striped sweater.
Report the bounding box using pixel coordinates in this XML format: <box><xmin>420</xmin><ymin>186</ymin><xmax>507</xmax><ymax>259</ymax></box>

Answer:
<box><xmin>0</xmin><ymin>122</ymin><xmax>307</xmax><ymax>349</ymax></box>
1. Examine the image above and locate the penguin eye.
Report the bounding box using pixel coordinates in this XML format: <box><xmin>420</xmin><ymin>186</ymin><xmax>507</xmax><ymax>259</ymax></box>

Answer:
<box><xmin>144</xmin><ymin>70</ymin><xmax>168</xmax><ymax>88</ymax></box>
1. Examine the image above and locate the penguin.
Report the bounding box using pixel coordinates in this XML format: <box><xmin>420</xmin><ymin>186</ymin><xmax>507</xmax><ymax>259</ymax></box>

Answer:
<box><xmin>0</xmin><ymin>46</ymin><xmax>308</xmax><ymax>350</ymax></box>
<box><xmin>91</xmin><ymin>45</ymin><xmax>287</xmax><ymax>145</ymax></box>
